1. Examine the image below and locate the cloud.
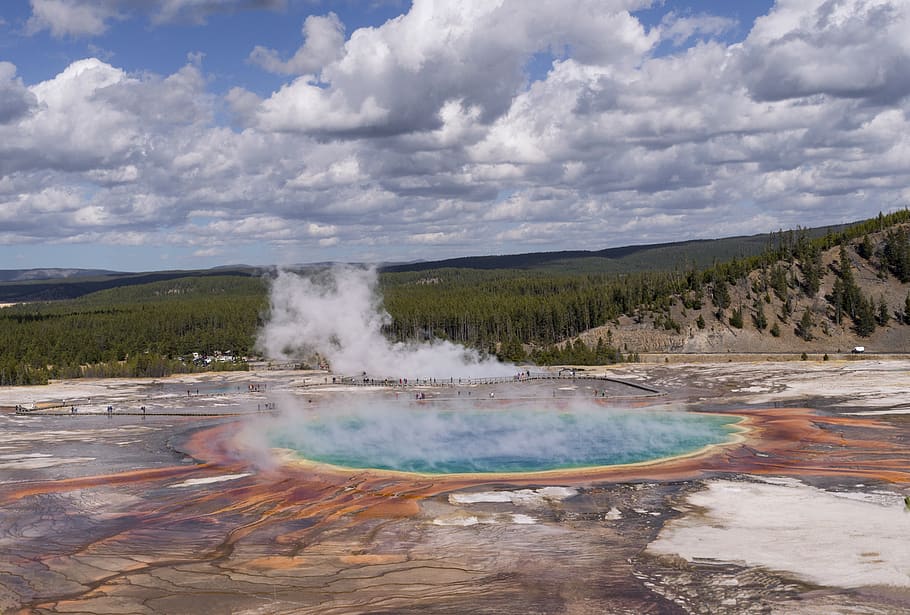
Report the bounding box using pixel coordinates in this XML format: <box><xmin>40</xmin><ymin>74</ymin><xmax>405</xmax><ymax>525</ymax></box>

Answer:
<box><xmin>4</xmin><ymin>58</ymin><xmax>134</xmax><ymax>174</ymax></box>
<box><xmin>26</xmin><ymin>0</ymin><xmax>118</xmax><ymax>37</ymax></box>
<box><xmin>0</xmin><ymin>57</ymin><xmax>216</xmax><ymax>245</ymax></box>
<box><xmin>248</xmin><ymin>0</ymin><xmax>658</xmax><ymax>136</ymax></box>
<box><xmin>6</xmin><ymin>0</ymin><xmax>910</xmax><ymax>266</ymax></box>
<box><xmin>256</xmin><ymin>77</ymin><xmax>390</xmax><ymax>134</ymax></box>
<box><xmin>2</xmin><ymin>58</ymin><xmax>210</xmax><ymax>176</ymax></box>
<box><xmin>0</xmin><ymin>63</ymin><xmax>37</xmax><ymax>124</ymax></box>
<box><xmin>25</xmin><ymin>0</ymin><xmax>287</xmax><ymax>37</ymax></box>
<box><xmin>741</xmin><ymin>0</ymin><xmax>910</xmax><ymax>104</ymax></box>
<box><xmin>286</xmin><ymin>156</ymin><xmax>366</xmax><ymax>189</ymax></box>
<box><xmin>249</xmin><ymin>12</ymin><xmax>345</xmax><ymax>75</ymax></box>
<box><xmin>193</xmin><ymin>247</ymin><xmax>223</xmax><ymax>258</ymax></box>
<box><xmin>659</xmin><ymin>11</ymin><xmax>736</xmax><ymax>46</ymax></box>
<box><xmin>151</xmin><ymin>0</ymin><xmax>286</xmax><ymax>25</ymax></box>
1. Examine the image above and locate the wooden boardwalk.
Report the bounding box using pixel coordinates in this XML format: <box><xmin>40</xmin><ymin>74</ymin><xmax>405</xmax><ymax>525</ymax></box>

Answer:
<box><xmin>13</xmin><ymin>371</ymin><xmax>661</xmax><ymax>415</ymax></box>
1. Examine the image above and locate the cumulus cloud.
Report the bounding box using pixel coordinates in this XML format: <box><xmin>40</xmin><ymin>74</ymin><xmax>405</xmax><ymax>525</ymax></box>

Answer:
<box><xmin>6</xmin><ymin>0</ymin><xmax>910</xmax><ymax>266</ymax></box>
<box><xmin>742</xmin><ymin>0</ymin><xmax>910</xmax><ymax>103</ymax></box>
<box><xmin>2</xmin><ymin>58</ymin><xmax>209</xmax><ymax>176</ymax></box>
<box><xmin>250</xmin><ymin>0</ymin><xmax>658</xmax><ymax>136</ymax></box>
<box><xmin>26</xmin><ymin>0</ymin><xmax>118</xmax><ymax>37</ymax></box>
<box><xmin>257</xmin><ymin>77</ymin><xmax>390</xmax><ymax>134</ymax></box>
<box><xmin>0</xmin><ymin>62</ymin><xmax>36</xmax><ymax>124</ymax></box>
<box><xmin>0</xmin><ymin>57</ymin><xmax>218</xmax><ymax>246</ymax></box>
<box><xmin>7</xmin><ymin>58</ymin><xmax>135</xmax><ymax>173</ymax></box>
<box><xmin>249</xmin><ymin>12</ymin><xmax>345</xmax><ymax>75</ymax></box>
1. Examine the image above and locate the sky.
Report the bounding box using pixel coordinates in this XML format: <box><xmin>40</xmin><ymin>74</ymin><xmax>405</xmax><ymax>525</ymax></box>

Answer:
<box><xmin>0</xmin><ymin>0</ymin><xmax>909</xmax><ymax>272</ymax></box>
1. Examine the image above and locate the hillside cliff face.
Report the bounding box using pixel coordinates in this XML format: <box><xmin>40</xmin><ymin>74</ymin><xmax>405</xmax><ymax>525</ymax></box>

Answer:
<box><xmin>580</xmin><ymin>225</ymin><xmax>910</xmax><ymax>354</ymax></box>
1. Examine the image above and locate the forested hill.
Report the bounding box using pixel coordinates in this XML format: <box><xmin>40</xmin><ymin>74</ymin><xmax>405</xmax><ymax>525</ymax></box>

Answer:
<box><xmin>0</xmin><ymin>275</ymin><xmax>266</xmax><ymax>385</ymax></box>
<box><xmin>378</xmin><ymin>210</ymin><xmax>910</xmax><ymax>362</ymax></box>
<box><xmin>380</xmin><ymin>226</ymin><xmax>846</xmax><ymax>274</ymax></box>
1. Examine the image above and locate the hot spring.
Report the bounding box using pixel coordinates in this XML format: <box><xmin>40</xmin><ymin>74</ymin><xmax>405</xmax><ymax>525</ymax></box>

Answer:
<box><xmin>267</xmin><ymin>399</ymin><xmax>741</xmax><ymax>475</ymax></box>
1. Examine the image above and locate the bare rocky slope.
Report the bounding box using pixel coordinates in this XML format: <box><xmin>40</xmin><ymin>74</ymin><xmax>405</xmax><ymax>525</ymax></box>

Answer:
<box><xmin>576</xmin><ymin>225</ymin><xmax>910</xmax><ymax>355</ymax></box>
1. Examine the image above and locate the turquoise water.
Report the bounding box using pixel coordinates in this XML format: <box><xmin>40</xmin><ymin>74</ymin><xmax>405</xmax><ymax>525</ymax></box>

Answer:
<box><xmin>270</xmin><ymin>403</ymin><xmax>740</xmax><ymax>474</ymax></box>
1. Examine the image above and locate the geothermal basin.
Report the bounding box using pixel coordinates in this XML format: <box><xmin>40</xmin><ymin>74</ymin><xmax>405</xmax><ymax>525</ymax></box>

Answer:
<box><xmin>2</xmin><ymin>362</ymin><xmax>910</xmax><ymax>614</ymax></box>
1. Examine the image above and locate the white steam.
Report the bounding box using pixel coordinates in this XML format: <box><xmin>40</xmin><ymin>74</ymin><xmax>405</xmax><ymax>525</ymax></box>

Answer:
<box><xmin>256</xmin><ymin>266</ymin><xmax>515</xmax><ymax>378</ymax></box>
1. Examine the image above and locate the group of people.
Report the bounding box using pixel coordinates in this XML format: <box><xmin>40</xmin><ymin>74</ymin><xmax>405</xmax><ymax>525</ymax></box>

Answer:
<box><xmin>60</xmin><ymin>404</ymin><xmax>148</xmax><ymax>415</ymax></box>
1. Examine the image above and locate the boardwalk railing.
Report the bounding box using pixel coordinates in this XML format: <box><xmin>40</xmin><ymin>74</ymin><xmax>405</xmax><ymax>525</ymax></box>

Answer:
<box><xmin>317</xmin><ymin>372</ymin><xmax>662</xmax><ymax>395</ymax></box>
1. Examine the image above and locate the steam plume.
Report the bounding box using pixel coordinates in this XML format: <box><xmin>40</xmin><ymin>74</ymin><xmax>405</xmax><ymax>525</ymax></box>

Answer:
<box><xmin>257</xmin><ymin>266</ymin><xmax>515</xmax><ymax>378</ymax></box>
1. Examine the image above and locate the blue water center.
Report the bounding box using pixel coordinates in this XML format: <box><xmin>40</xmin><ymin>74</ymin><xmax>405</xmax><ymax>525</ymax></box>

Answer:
<box><xmin>270</xmin><ymin>401</ymin><xmax>740</xmax><ymax>475</ymax></box>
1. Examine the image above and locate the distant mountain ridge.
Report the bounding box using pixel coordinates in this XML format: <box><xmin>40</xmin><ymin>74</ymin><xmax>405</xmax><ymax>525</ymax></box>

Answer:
<box><xmin>0</xmin><ymin>222</ymin><xmax>853</xmax><ymax>302</ymax></box>
<box><xmin>380</xmin><ymin>226</ymin><xmax>848</xmax><ymax>274</ymax></box>
<box><xmin>0</xmin><ymin>268</ymin><xmax>123</xmax><ymax>282</ymax></box>
<box><xmin>0</xmin><ymin>267</ymin><xmax>263</xmax><ymax>303</ymax></box>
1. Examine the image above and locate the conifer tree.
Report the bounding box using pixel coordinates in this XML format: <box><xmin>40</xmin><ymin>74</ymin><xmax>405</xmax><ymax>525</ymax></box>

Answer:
<box><xmin>854</xmin><ymin>295</ymin><xmax>877</xmax><ymax>337</ymax></box>
<box><xmin>752</xmin><ymin>301</ymin><xmax>767</xmax><ymax>330</ymax></box>
<box><xmin>729</xmin><ymin>306</ymin><xmax>744</xmax><ymax>329</ymax></box>
<box><xmin>795</xmin><ymin>307</ymin><xmax>814</xmax><ymax>341</ymax></box>
<box><xmin>858</xmin><ymin>234</ymin><xmax>874</xmax><ymax>260</ymax></box>
<box><xmin>877</xmin><ymin>295</ymin><xmax>890</xmax><ymax>326</ymax></box>
<box><xmin>770</xmin><ymin>265</ymin><xmax>789</xmax><ymax>300</ymax></box>
<box><xmin>883</xmin><ymin>228</ymin><xmax>910</xmax><ymax>282</ymax></box>
<box><xmin>712</xmin><ymin>279</ymin><xmax>731</xmax><ymax>310</ymax></box>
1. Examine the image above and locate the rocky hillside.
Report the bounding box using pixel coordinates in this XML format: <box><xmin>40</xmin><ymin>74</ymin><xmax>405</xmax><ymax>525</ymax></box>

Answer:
<box><xmin>578</xmin><ymin>222</ymin><xmax>910</xmax><ymax>355</ymax></box>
